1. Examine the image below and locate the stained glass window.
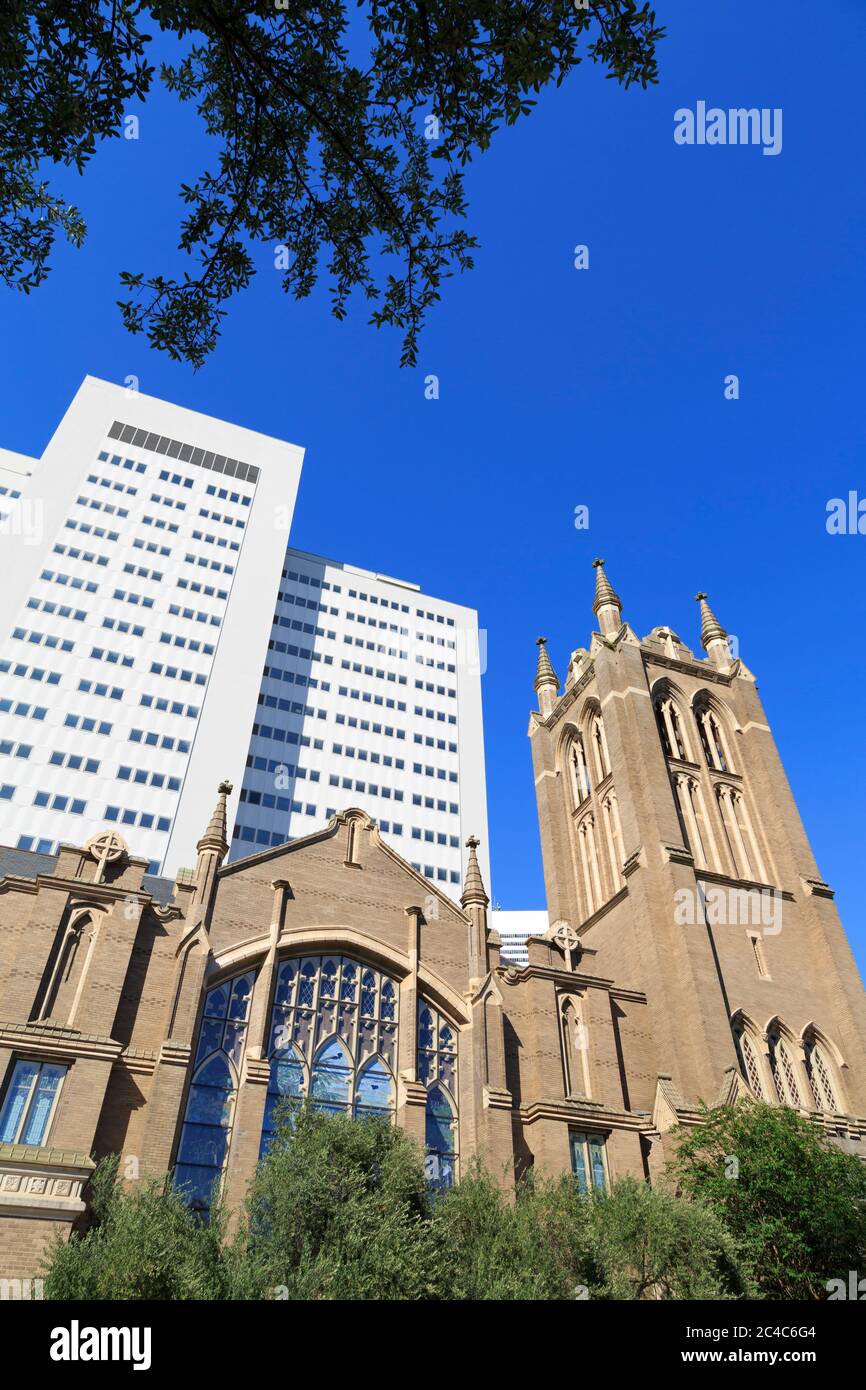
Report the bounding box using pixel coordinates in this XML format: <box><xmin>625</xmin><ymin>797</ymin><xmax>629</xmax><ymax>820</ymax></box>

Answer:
<box><xmin>569</xmin><ymin>1131</ymin><xmax>607</xmax><ymax>1195</ymax></box>
<box><xmin>175</xmin><ymin>970</ymin><xmax>255</xmax><ymax>1215</ymax></box>
<box><xmin>0</xmin><ymin>1059</ymin><xmax>67</xmax><ymax>1146</ymax></box>
<box><xmin>260</xmin><ymin>955</ymin><xmax>397</xmax><ymax>1156</ymax></box>
<box><xmin>417</xmin><ymin>1002</ymin><xmax>458</xmax><ymax>1189</ymax></box>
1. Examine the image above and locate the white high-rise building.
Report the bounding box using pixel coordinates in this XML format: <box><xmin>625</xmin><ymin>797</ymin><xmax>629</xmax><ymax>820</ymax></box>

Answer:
<box><xmin>0</xmin><ymin>379</ymin><xmax>489</xmax><ymax>889</ymax></box>
<box><xmin>232</xmin><ymin>547</ymin><xmax>488</xmax><ymax>891</ymax></box>
<box><xmin>0</xmin><ymin>377</ymin><xmax>303</xmax><ymax>874</ymax></box>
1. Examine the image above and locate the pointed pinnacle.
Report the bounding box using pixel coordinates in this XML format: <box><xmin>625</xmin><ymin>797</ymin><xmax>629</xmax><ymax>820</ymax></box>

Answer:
<box><xmin>198</xmin><ymin>779</ymin><xmax>232</xmax><ymax>852</ymax></box>
<box><xmin>461</xmin><ymin>834</ymin><xmax>489</xmax><ymax>908</ymax></box>
<box><xmin>695</xmin><ymin>592</ymin><xmax>728</xmax><ymax>651</ymax></box>
<box><xmin>534</xmin><ymin>636</ymin><xmax>559</xmax><ymax>693</ymax></box>
<box><xmin>592</xmin><ymin>558</ymin><xmax>622</xmax><ymax>616</ymax></box>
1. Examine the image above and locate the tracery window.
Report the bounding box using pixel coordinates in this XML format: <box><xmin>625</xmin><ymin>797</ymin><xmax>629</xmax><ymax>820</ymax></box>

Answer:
<box><xmin>734</xmin><ymin>1020</ymin><xmax>765</xmax><ymax>1099</ymax></box>
<box><xmin>176</xmin><ymin>971</ymin><xmax>255</xmax><ymax>1215</ymax></box>
<box><xmin>260</xmin><ymin>955</ymin><xmax>398</xmax><ymax>1155</ymax></box>
<box><xmin>418</xmin><ymin>1003</ymin><xmax>458</xmax><ymax>1190</ymax></box>
<box><xmin>768</xmin><ymin>1029</ymin><xmax>802</xmax><ymax>1108</ymax></box>
<box><xmin>804</xmin><ymin>1034</ymin><xmax>839</xmax><ymax>1113</ymax></box>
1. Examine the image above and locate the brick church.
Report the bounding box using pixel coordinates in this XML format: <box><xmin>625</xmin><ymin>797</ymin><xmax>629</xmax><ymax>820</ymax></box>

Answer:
<box><xmin>1</xmin><ymin>561</ymin><xmax>864</xmax><ymax>1280</ymax></box>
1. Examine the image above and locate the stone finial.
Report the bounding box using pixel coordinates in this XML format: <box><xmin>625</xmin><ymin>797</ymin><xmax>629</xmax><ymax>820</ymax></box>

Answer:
<box><xmin>197</xmin><ymin>779</ymin><xmax>233</xmax><ymax>855</ymax></box>
<box><xmin>695</xmin><ymin>592</ymin><xmax>731</xmax><ymax>669</ymax></box>
<box><xmin>461</xmin><ymin>835</ymin><xmax>489</xmax><ymax>909</ymax></box>
<box><xmin>592</xmin><ymin>558</ymin><xmax>623</xmax><ymax>634</ymax></box>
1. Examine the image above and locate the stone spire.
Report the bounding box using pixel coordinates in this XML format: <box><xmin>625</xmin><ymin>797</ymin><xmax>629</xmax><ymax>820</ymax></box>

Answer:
<box><xmin>461</xmin><ymin>834</ymin><xmax>489</xmax><ymax>909</ymax></box>
<box><xmin>695</xmin><ymin>593</ymin><xmax>731</xmax><ymax>670</ymax></box>
<box><xmin>592</xmin><ymin>558</ymin><xmax>623</xmax><ymax>636</ymax></box>
<box><xmin>461</xmin><ymin>835</ymin><xmax>490</xmax><ymax>981</ymax></box>
<box><xmin>192</xmin><ymin>779</ymin><xmax>233</xmax><ymax>921</ymax></box>
<box><xmin>197</xmin><ymin>779</ymin><xmax>232</xmax><ymax>856</ymax></box>
<box><xmin>534</xmin><ymin>637</ymin><xmax>559</xmax><ymax>716</ymax></box>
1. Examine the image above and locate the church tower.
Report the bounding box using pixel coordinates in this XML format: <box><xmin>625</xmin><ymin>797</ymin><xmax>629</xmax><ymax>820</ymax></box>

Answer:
<box><xmin>529</xmin><ymin>561</ymin><xmax>866</xmax><ymax>1153</ymax></box>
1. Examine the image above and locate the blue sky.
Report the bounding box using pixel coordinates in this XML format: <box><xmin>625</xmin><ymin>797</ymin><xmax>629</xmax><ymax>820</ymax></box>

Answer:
<box><xmin>2</xmin><ymin>1</ymin><xmax>865</xmax><ymax>972</ymax></box>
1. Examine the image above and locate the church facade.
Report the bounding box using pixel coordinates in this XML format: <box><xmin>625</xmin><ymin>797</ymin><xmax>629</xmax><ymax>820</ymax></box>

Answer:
<box><xmin>1</xmin><ymin>562</ymin><xmax>864</xmax><ymax>1281</ymax></box>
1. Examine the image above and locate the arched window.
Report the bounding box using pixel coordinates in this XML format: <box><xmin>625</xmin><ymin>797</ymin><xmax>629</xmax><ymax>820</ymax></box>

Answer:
<box><xmin>803</xmin><ymin>1032</ymin><xmax>840</xmax><ymax>1113</ymax></box>
<box><xmin>601</xmin><ymin>792</ymin><xmax>625</xmax><ymax>890</ymax></box>
<box><xmin>311</xmin><ymin>1037</ymin><xmax>353</xmax><ymax>1113</ymax></box>
<box><xmin>695</xmin><ymin>701</ymin><xmax>733</xmax><ymax>773</ymax></box>
<box><xmin>655</xmin><ymin>693</ymin><xmax>691</xmax><ymax>761</ymax></box>
<box><xmin>425</xmin><ymin>1085</ymin><xmax>457</xmax><ymax>1192</ymax></box>
<box><xmin>417</xmin><ymin>1003</ymin><xmax>458</xmax><ymax>1188</ymax></box>
<box><xmin>567</xmin><ymin>733</ymin><xmax>592</xmax><ymax>806</ymax></box>
<box><xmin>577</xmin><ymin>813</ymin><xmax>603</xmax><ymax>915</ymax></box>
<box><xmin>260</xmin><ymin>954</ymin><xmax>398</xmax><ymax>1155</ymax></box>
<box><xmin>589</xmin><ymin>712</ymin><xmax>611</xmax><ymax>782</ymax></box>
<box><xmin>767</xmin><ymin>1027</ymin><xmax>803</xmax><ymax>1108</ymax></box>
<box><xmin>733</xmin><ymin>1017</ymin><xmax>766</xmax><ymax>1099</ymax></box>
<box><xmin>560</xmin><ymin>996</ymin><xmax>590</xmax><ymax>1098</ymax></box>
<box><xmin>176</xmin><ymin>970</ymin><xmax>255</xmax><ymax>1215</ymax></box>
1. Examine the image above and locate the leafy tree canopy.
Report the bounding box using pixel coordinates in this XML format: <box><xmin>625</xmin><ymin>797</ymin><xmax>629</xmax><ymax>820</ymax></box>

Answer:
<box><xmin>671</xmin><ymin>1099</ymin><xmax>866</xmax><ymax>1300</ymax></box>
<box><xmin>1</xmin><ymin>0</ymin><xmax>664</xmax><ymax>365</ymax></box>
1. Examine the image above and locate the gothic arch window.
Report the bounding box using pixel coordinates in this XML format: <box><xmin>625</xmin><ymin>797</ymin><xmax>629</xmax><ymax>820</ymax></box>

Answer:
<box><xmin>577</xmin><ymin>812</ymin><xmax>604</xmax><ymax>915</ymax></box>
<box><xmin>260</xmin><ymin>954</ymin><xmax>398</xmax><ymax>1155</ymax></box>
<box><xmin>694</xmin><ymin>696</ymin><xmax>734</xmax><ymax>774</ymax></box>
<box><xmin>601</xmin><ymin>791</ymin><xmax>626</xmax><ymax>890</ymax></box>
<box><xmin>36</xmin><ymin>912</ymin><xmax>92</xmax><ymax>1023</ymax></box>
<box><xmin>716</xmin><ymin>785</ymin><xmax>768</xmax><ymax>883</ymax></box>
<box><xmin>767</xmin><ymin>1024</ymin><xmax>804</xmax><ymax>1108</ymax></box>
<box><xmin>565</xmin><ymin>731</ymin><xmax>592</xmax><ymax>807</ymax></box>
<box><xmin>418</xmin><ymin>1002</ymin><xmax>458</xmax><ymax>1189</ymax></box>
<box><xmin>803</xmin><ymin>1029</ymin><xmax>841</xmax><ymax>1114</ymax></box>
<box><xmin>176</xmin><ymin>970</ymin><xmax>255</xmax><ymax>1215</ymax></box>
<box><xmin>732</xmin><ymin>1015</ymin><xmax>766</xmax><ymax>1099</ymax></box>
<box><xmin>674</xmin><ymin>774</ymin><xmax>720</xmax><ymax>871</ymax></box>
<box><xmin>654</xmin><ymin>688</ymin><xmax>693</xmax><ymax>762</ymax></box>
<box><xmin>559</xmin><ymin>996</ymin><xmax>591</xmax><ymax>1098</ymax></box>
<box><xmin>587</xmin><ymin>710</ymin><xmax>611</xmax><ymax>783</ymax></box>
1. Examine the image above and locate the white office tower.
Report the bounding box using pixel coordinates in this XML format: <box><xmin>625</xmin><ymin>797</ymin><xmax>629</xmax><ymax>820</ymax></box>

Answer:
<box><xmin>232</xmin><ymin>547</ymin><xmax>490</xmax><ymax>893</ymax></box>
<box><xmin>0</xmin><ymin>377</ymin><xmax>304</xmax><ymax>874</ymax></box>
<box><xmin>490</xmin><ymin>909</ymin><xmax>549</xmax><ymax>966</ymax></box>
<box><xmin>0</xmin><ymin>379</ymin><xmax>490</xmax><ymax>890</ymax></box>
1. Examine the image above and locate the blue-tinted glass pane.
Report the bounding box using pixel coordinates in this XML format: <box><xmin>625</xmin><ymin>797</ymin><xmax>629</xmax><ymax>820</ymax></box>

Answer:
<box><xmin>174</xmin><ymin>1164</ymin><xmax>221</xmax><ymax>1211</ymax></box>
<box><xmin>194</xmin><ymin>1054</ymin><xmax>234</xmax><ymax>1091</ymax></box>
<box><xmin>340</xmin><ymin>964</ymin><xmax>357</xmax><ymax>1000</ymax></box>
<box><xmin>354</xmin><ymin>1059</ymin><xmax>393</xmax><ymax>1116</ymax></box>
<box><xmin>270</xmin><ymin>1054</ymin><xmax>304</xmax><ymax>1098</ymax></box>
<box><xmin>425</xmin><ymin>1085</ymin><xmax>454</xmax><ymax>1154</ymax></box>
<box><xmin>222</xmin><ymin>1022</ymin><xmax>247</xmax><ymax>1069</ymax></box>
<box><xmin>570</xmin><ymin>1133</ymin><xmax>589</xmax><ymax>1195</ymax></box>
<box><xmin>21</xmin><ymin>1064</ymin><xmax>65</xmax><ymax>1145</ymax></box>
<box><xmin>185</xmin><ymin>1080</ymin><xmax>233</xmax><ymax>1126</ymax></box>
<box><xmin>204</xmin><ymin>985</ymin><xmax>229</xmax><ymax>1018</ymax></box>
<box><xmin>418</xmin><ymin>1009</ymin><xmax>434</xmax><ymax>1049</ymax></box>
<box><xmin>588</xmin><ymin>1135</ymin><xmax>606</xmax><ymax>1191</ymax></box>
<box><xmin>299</xmin><ymin>964</ymin><xmax>316</xmax><ymax>1006</ymax></box>
<box><xmin>274</xmin><ymin>962</ymin><xmax>295</xmax><ymax>1005</ymax></box>
<box><xmin>0</xmin><ymin>1061</ymin><xmax>39</xmax><ymax>1142</ymax></box>
<box><xmin>311</xmin><ymin>1038</ymin><xmax>351</xmax><ymax>1112</ymax></box>
<box><xmin>228</xmin><ymin>973</ymin><xmax>253</xmax><ymax>1020</ymax></box>
<box><xmin>178</xmin><ymin>1123</ymin><xmax>229</xmax><ymax>1168</ymax></box>
<box><xmin>195</xmin><ymin>1017</ymin><xmax>223</xmax><ymax>1064</ymax></box>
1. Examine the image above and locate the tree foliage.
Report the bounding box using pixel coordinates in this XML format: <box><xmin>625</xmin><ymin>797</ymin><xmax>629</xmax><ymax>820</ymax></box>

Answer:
<box><xmin>41</xmin><ymin>1155</ymin><xmax>229</xmax><ymax>1300</ymax></box>
<box><xmin>671</xmin><ymin>1100</ymin><xmax>866</xmax><ymax>1300</ymax></box>
<box><xmin>0</xmin><ymin>1</ymin><xmax>664</xmax><ymax>365</ymax></box>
